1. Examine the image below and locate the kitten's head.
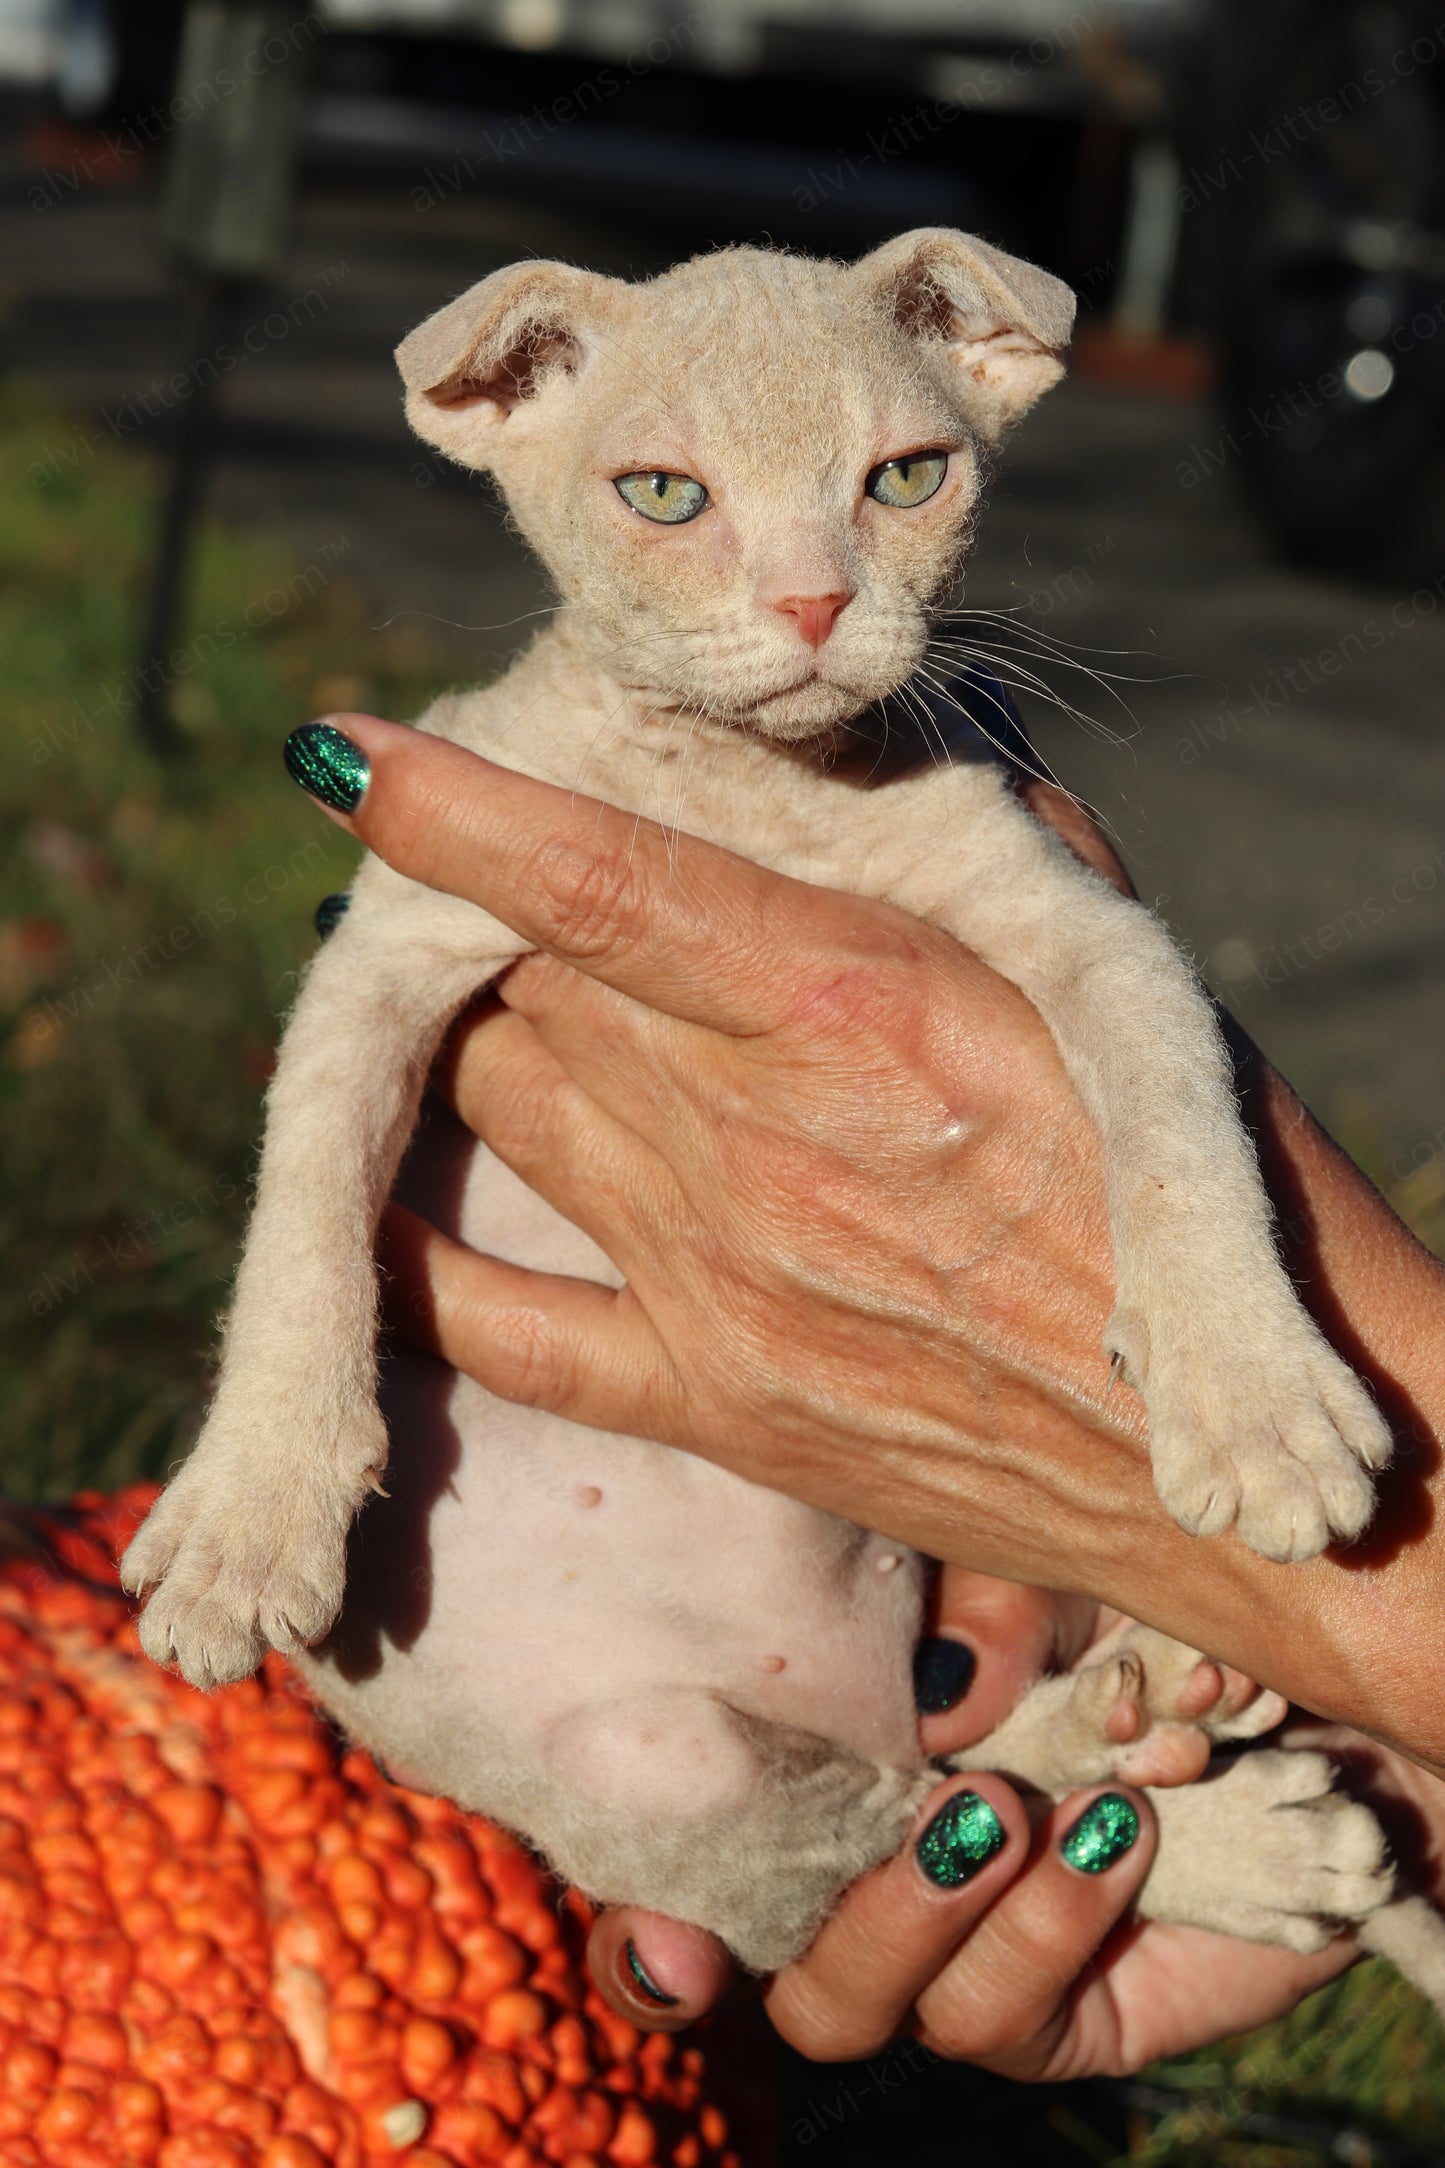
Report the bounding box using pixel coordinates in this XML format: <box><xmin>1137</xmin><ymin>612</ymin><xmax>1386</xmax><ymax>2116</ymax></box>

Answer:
<box><xmin>397</xmin><ymin>231</ymin><xmax>1074</xmax><ymax>741</ymax></box>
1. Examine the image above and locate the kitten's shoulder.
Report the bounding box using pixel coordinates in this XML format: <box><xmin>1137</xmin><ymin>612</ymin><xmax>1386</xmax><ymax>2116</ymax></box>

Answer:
<box><xmin>406</xmin><ymin>637</ymin><xmax>601</xmax><ymax>788</ymax></box>
<box><xmin>410</xmin><ymin>681</ymin><xmax>518</xmax><ymax>758</ymax></box>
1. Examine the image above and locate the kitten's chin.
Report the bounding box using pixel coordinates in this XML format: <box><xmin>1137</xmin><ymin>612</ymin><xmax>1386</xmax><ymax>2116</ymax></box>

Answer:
<box><xmin>737</xmin><ymin>673</ymin><xmax>891</xmax><ymax>744</ymax></box>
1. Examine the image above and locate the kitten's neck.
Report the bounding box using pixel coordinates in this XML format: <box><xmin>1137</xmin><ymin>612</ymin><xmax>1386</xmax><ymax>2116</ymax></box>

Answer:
<box><xmin>544</xmin><ymin>608</ymin><xmax>748</xmax><ymax>753</ymax></box>
<box><xmin>502</xmin><ymin>608</ymin><xmax>1015</xmax><ymax>801</ymax></box>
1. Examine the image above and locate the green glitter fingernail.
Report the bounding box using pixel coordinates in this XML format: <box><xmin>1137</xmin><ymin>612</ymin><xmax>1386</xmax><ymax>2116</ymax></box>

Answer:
<box><xmin>915</xmin><ymin>1790</ymin><xmax>1006</xmax><ymax>1889</ymax></box>
<box><xmin>1060</xmin><ymin>1792</ymin><xmax>1140</xmax><ymax>1874</ymax></box>
<box><xmin>284</xmin><ymin>722</ymin><xmax>370</xmax><ymax>813</ymax></box>
<box><xmin>314</xmin><ymin>891</ymin><xmax>351</xmax><ymax>941</ymax></box>
<box><xmin>623</xmin><ymin>1939</ymin><xmax>680</xmax><ymax>2007</ymax></box>
<box><xmin>913</xmin><ymin>1637</ymin><xmax>977</xmax><ymax>1715</ymax></box>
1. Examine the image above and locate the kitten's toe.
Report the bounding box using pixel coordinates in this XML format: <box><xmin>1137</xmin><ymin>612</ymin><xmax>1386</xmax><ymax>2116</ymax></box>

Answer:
<box><xmin>139</xmin><ymin>1580</ymin><xmax>269</xmax><ymax>1691</ymax></box>
<box><xmin>1208</xmin><ymin>1684</ymin><xmax>1290</xmax><ymax>1741</ymax></box>
<box><xmin>1230</xmin><ymin>1444</ymin><xmax>1338</xmax><ymax>1564</ymax></box>
<box><xmin>139</xmin><ymin>1533</ymin><xmax>345</xmax><ymax>1689</ymax></box>
<box><xmin>1317</xmin><ymin>1363</ymin><xmax>1394</xmax><ymax>1472</ymax></box>
<box><xmin>1151</xmin><ymin>1439</ymin><xmax>1243</xmax><ymax>1542</ymax></box>
<box><xmin>119</xmin><ymin>1501</ymin><xmax>184</xmax><ymax>1596</ymax></box>
<box><xmin>1146</xmin><ymin>1332</ymin><xmax>1385</xmax><ymax>1561</ymax></box>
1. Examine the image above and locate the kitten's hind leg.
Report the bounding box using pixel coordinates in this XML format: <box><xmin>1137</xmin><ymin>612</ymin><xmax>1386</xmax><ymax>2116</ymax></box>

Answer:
<box><xmin>1139</xmin><ymin>1751</ymin><xmax>1394</xmax><ymax>1951</ymax></box>
<box><xmin>948</xmin><ymin>1625</ymin><xmax>1285</xmax><ymax>1800</ymax></box>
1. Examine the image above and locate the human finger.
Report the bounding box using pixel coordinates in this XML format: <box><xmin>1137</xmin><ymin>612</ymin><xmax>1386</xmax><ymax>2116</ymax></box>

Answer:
<box><xmin>377</xmin><ymin>1201</ymin><xmax>687</xmax><ymax>1433</ymax></box>
<box><xmin>916</xmin><ymin>1570</ymin><xmax>1097</xmax><ymax>1758</ymax></box>
<box><xmin>585</xmin><ymin>1910</ymin><xmax>737</xmax><ymax>2033</ymax></box>
<box><xmin>763</xmin><ymin>1775</ymin><xmax>1030</xmax><ymax>2063</ymax></box>
<box><xmin>912</xmin><ymin>1786</ymin><xmax>1156</xmax><ymax>2072</ymax></box>
<box><xmin>285</xmin><ymin>711</ymin><xmax>863</xmax><ymax>1036</ymax></box>
<box><xmin>431</xmin><ymin>998</ymin><xmax>677</xmax><ymax>1270</ymax></box>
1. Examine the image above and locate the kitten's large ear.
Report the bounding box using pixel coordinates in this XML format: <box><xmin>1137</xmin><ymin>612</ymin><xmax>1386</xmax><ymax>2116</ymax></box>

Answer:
<box><xmin>396</xmin><ymin>260</ymin><xmax>613</xmax><ymax>468</ymax></box>
<box><xmin>855</xmin><ymin>229</ymin><xmax>1075</xmax><ymax>441</ymax></box>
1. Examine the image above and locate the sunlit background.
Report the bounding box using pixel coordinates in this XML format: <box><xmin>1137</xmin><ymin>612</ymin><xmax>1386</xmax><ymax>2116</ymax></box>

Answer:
<box><xmin>2</xmin><ymin>2</ymin><xmax>1444</xmax><ymax>2157</ymax></box>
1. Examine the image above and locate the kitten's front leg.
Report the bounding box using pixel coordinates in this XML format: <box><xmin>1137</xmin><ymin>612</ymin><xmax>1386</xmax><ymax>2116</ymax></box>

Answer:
<box><xmin>122</xmin><ymin>877</ymin><xmax>524</xmax><ymax>1688</ymax></box>
<box><xmin>882</xmin><ymin>775</ymin><xmax>1391</xmax><ymax>1561</ymax></box>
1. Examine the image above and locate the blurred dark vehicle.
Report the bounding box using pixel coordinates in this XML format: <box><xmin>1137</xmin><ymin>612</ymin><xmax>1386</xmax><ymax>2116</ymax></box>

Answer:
<box><xmin>1206</xmin><ymin>0</ymin><xmax>1445</xmax><ymax>578</ymax></box>
<box><xmin>19</xmin><ymin>0</ymin><xmax>1445</xmax><ymax>573</ymax></box>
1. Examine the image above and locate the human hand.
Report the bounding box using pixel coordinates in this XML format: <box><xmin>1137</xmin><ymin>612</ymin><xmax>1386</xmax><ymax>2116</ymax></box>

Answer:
<box><xmin>312</xmin><ymin>710</ymin><xmax>1445</xmax><ymax>1769</ymax></box>
<box><xmin>582</xmin><ymin>1569</ymin><xmax>1339</xmax><ymax>2072</ymax></box>
<box><xmin>332</xmin><ymin>708</ymin><xmax>1159</xmax><ymax>1602</ymax></box>
<box><xmin>591</xmin><ymin>1793</ymin><xmax>1351</xmax><ymax>2078</ymax></box>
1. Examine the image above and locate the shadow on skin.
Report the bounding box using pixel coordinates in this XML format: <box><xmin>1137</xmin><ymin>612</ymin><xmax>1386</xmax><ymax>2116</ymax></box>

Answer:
<box><xmin>1227</xmin><ymin>1019</ymin><xmax>1441</xmax><ymax>1568</ymax></box>
<box><xmin>312</xmin><ymin>1092</ymin><xmax>471</xmax><ymax>1683</ymax></box>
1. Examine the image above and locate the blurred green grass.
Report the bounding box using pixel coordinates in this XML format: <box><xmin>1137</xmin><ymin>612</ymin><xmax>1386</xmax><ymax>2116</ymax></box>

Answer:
<box><xmin>0</xmin><ymin>377</ymin><xmax>452</xmax><ymax>1498</ymax></box>
<box><xmin>1120</xmin><ymin>1957</ymin><xmax>1445</xmax><ymax>2165</ymax></box>
<box><xmin>3</xmin><ymin>377</ymin><xmax>1444</xmax><ymax>2166</ymax></box>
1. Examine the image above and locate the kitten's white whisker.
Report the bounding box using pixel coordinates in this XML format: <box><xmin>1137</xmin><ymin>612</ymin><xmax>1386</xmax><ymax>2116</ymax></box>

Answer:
<box><xmin>369</xmin><ymin>602</ymin><xmax>564</xmax><ymax>636</ymax></box>
<box><xmin>571</xmin><ymin>682</ymin><xmax>645</xmax><ymax>797</ymax></box>
<box><xmin>892</xmin><ymin>681</ymin><xmax>952</xmax><ymax>778</ymax></box>
<box><xmin>909</xmin><ymin>664</ymin><xmax>1096</xmax><ymax>817</ymax></box>
<box><xmin>936</xmin><ymin>606</ymin><xmax>1159</xmax><ymax>663</ymax></box>
<box><xmin>926</xmin><ymin>643</ymin><xmax>1135</xmax><ymax>750</ymax></box>
<box><xmin>928</xmin><ymin>626</ymin><xmax>1151</xmax><ymax>702</ymax></box>
<box><xmin>926</xmin><ymin>630</ymin><xmax>1147</xmax><ymax>750</ymax></box>
<box><xmin>930</xmin><ymin>624</ymin><xmax>1150</xmax><ymax>679</ymax></box>
<box><xmin>932</xmin><ymin>610</ymin><xmax>1180</xmax><ymax>687</ymax></box>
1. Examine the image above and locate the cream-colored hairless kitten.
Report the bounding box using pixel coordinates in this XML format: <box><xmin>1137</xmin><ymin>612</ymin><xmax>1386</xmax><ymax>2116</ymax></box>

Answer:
<box><xmin>124</xmin><ymin>231</ymin><xmax>1445</xmax><ymax>2001</ymax></box>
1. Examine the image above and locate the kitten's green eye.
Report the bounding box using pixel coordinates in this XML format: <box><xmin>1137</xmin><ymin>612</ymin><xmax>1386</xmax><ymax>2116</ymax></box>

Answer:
<box><xmin>614</xmin><ymin>471</ymin><xmax>709</xmax><ymax>524</ymax></box>
<box><xmin>866</xmin><ymin>452</ymin><xmax>948</xmax><ymax>509</ymax></box>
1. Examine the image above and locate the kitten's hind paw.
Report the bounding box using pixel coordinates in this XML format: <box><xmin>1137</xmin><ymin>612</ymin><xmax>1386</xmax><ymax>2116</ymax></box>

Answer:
<box><xmin>1141</xmin><ymin>1750</ymin><xmax>1394</xmax><ymax>1948</ymax></box>
<box><xmin>1114</xmin><ymin>1306</ymin><xmax>1391</xmax><ymax>1563</ymax></box>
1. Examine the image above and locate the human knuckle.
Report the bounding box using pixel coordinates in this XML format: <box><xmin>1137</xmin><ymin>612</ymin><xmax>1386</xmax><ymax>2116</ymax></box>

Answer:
<box><xmin>921</xmin><ymin>1983</ymin><xmax>1034</xmax><ymax>2064</ymax></box>
<box><xmin>783</xmin><ymin>962</ymin><xmax>905</xmax><ymax>1046</ymax></box>
<box><xmin>488</xmin><ymin>1064</ymin><xmax>570</xmax><ymax>1167</ymax></box>
<box><xmin>493</xmin><ymin>1307</ymin><xmax>571</xmax><ymax>1411</ymax></box>
<box><xmin>919</xmin><ymin>1927</ymin><xmax>1058</xmax><ymax>2060</ymax></box>
<box><xmin>770</xmin><ymin>1983</ymin><xmax>891</xmax><ymax>2065</ymax></box>
<box><xmin>527</xmin><ymin>837</ymin><xmax>652</xmax><ymax>963</ymax></box>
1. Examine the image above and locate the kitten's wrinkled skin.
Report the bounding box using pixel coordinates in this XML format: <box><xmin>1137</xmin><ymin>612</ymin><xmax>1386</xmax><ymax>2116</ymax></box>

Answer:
<box><xmin>124</xmin><ymin>231</ymin><xmax>1433</xmax><ymax>1987</ymax></box>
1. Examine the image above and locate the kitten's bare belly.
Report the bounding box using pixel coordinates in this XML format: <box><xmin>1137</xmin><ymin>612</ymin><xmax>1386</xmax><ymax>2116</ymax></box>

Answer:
<box><xmin>297</xmin><ymin>1097</ymin><xmax>925</xmax><ymax>1828</ymax></box>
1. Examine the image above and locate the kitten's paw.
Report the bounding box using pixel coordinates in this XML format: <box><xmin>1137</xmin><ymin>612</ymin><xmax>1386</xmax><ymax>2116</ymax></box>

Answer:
<box><xmin>1141</xmin><ymin>1750</ymin><xmax>1394</xmax><ymax>1948</ymax></box>
<box><xmin>121</xmin><ymin>1404</ymin><xmax>387</xmax><ymax>1690</ymax></box>
<box><xmin>1110</xmin><ymin>1305</ymin><xmax>1390</xmax><ymax>1562</ymax></box>
<box><xmin>1051</xmin><ymin>1628</ymin><xmax>1286</xmax><ymax>1791</ymax></box>
<box><xmin>1099</xmin><ymin>1627</ymin><xmax>1287</xmax><ymax>1787</ymax></box>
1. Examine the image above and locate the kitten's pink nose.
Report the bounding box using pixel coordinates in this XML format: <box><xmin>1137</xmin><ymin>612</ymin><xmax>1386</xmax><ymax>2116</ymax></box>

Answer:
<box><xmin>773</xmin><ymin>591</ymin><xmax>853</xmax><ymax>650</ymax></box>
